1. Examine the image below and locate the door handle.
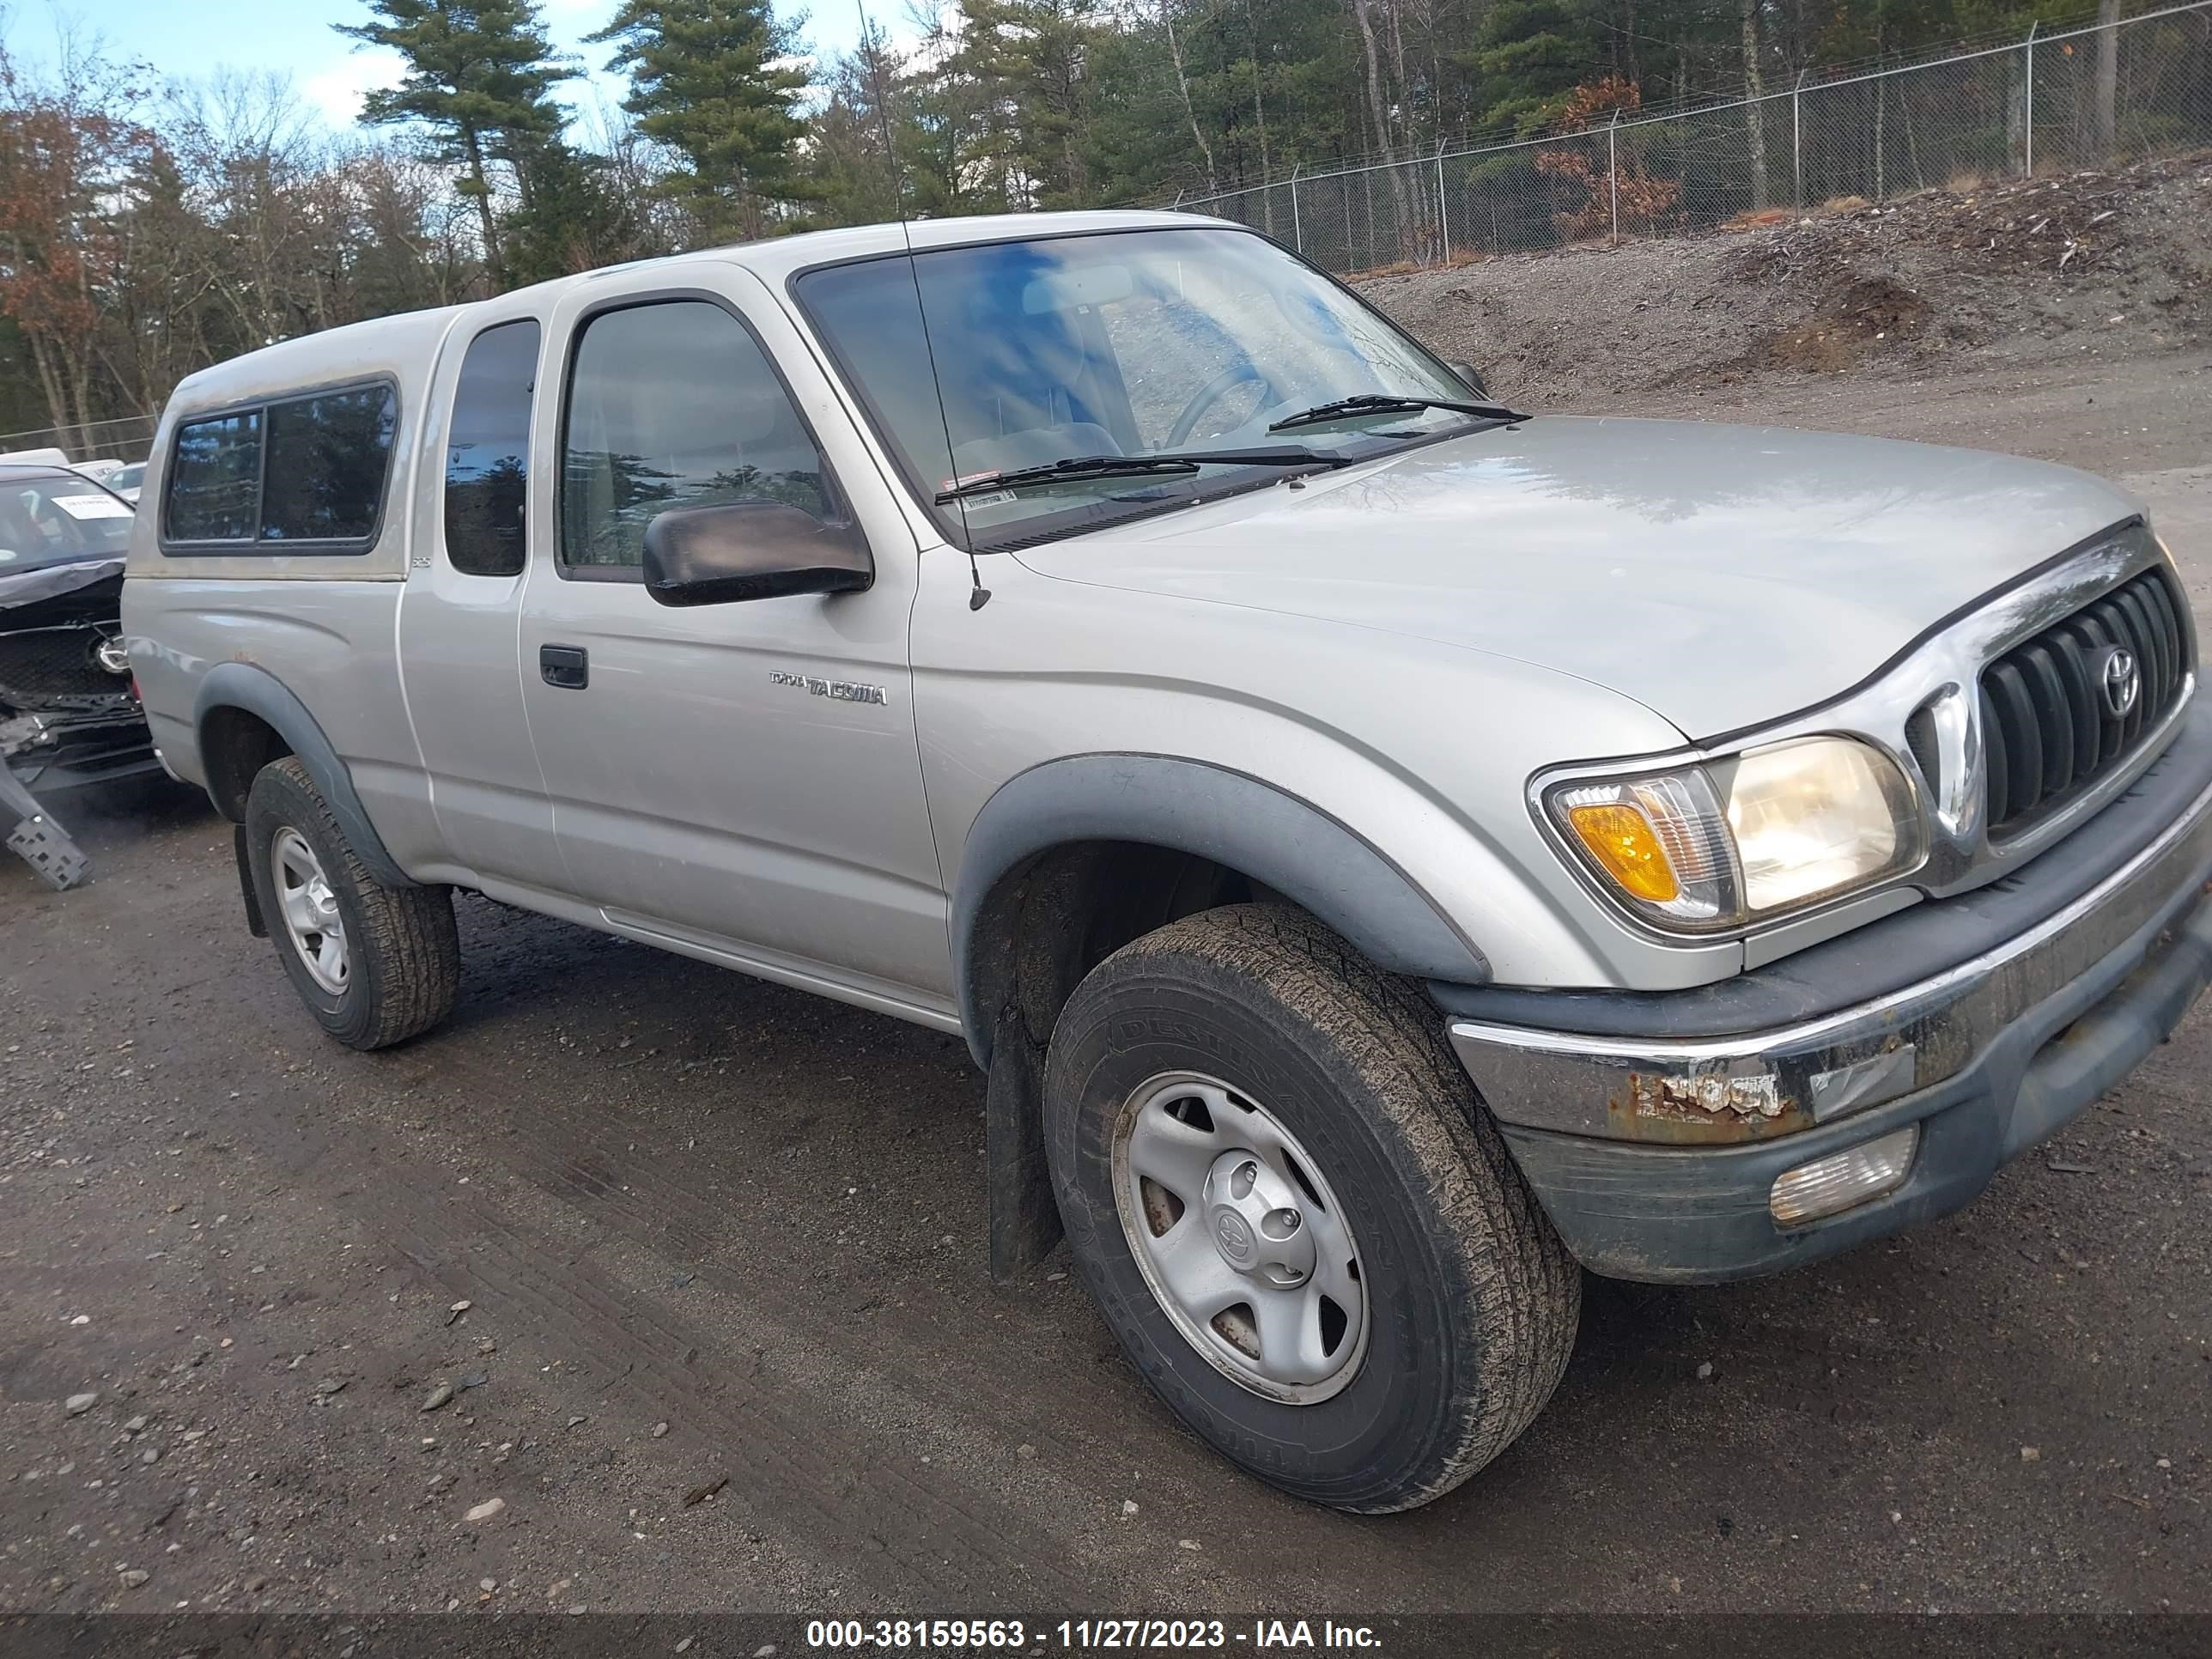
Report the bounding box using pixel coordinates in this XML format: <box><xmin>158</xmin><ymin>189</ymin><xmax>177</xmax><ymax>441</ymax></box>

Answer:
<box><xmin>539</xmin><ymin>644</ymin><xmax>589</xmax><ymax>690</ymax></box>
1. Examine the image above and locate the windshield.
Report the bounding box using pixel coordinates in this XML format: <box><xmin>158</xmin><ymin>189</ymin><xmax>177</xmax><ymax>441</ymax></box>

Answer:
<box><xmin>0</xmin><ymin>476</ymin><xmax>133</xmax><ymax>571</ymax></box>
<box><xmin>793</xmin><ymin>227</ymin><xmax>1492</xmax><ymax>550</ymax></box>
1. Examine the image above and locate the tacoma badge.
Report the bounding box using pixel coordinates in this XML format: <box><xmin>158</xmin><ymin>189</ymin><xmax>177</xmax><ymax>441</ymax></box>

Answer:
<box><xmin>769</xmin><ymin>669</ymin><xmax>888</xmax><ymax>706</ymax></box>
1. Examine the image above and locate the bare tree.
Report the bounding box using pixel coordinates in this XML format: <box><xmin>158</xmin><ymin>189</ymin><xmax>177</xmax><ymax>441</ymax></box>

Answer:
<box><xmin>2094</xmin><ymin>0</ymin><xmax>2120</xmax><ymax>161</ymax></box>
<box><xmin>164</xmin><ymin>72</ymin><xmax>338</xmax><ymax>348</ymax></box>
<box><xmin>1160</xmin><ymin>0</ymin><xmax>1216</xmax><ymax>192</ymax></box>
<box><xmin>1346</xmin><ymin>0</ymin><xmax>1416</xmax><ymax>257</ymax></box>
<box><xmin>1741</xmin><ymin>0</ymin><xmax>1767</xmax><ymax>206</ymax></box>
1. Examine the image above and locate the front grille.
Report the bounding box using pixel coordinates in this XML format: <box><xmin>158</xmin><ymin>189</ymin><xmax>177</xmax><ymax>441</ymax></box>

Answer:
<box><xmin>0</xmin><ymin>624</ymin><xmax>129</xmax><ymax>712</ymax></box>
<box><xmin>1979</xmin><ymin>567</ymin><xmax>2192</xmax><ymax>837</ymax></box>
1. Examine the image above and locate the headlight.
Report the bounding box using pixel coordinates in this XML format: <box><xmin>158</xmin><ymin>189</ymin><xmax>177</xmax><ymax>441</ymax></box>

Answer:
<box><xmin>1547</xmin><ymin>736</ymin><xmax>1923</xmax><ymax>933</ymax></box>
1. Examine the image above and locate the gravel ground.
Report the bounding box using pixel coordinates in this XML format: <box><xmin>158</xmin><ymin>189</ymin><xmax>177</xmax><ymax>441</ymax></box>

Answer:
<box><xmin>3</xmin><ymin>243</ymin><xmax>2210</xmax><ymax>1626</ymax></box>
<box><xmin>1364</xmin><ymin>155</ymin><xmax>2212</xmax><ymax>407</ymax></box>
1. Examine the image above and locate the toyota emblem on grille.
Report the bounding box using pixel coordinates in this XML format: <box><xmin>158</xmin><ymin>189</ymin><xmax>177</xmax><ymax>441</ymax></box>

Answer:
<box><xmin>2094</xmin><ymin>646</ymin><xmax>2141</xmax><ymax>719</ymax></box>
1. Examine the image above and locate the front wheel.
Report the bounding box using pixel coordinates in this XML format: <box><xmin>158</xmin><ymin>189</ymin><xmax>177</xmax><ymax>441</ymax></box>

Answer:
<box><xmin>1042</xmin><ymin>904</ymin><xmax>1580</xmax><ymax>1512</ymax></box>
<box><xmin>244</xmin><ymin>757</ymin><xmax>459</xmax><ymax>1050</ymax></box>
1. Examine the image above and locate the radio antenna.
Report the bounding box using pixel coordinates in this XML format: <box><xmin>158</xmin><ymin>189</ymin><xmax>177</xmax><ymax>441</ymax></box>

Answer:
<box><xmin>853</xmin><ymin>0</ymin><xmax>907</xmax><ymax>219</ymax></box>
<box><xmin>854</xmin><ymin>0</ymin><xmax>989</xmax><ymax>609</ymax></box>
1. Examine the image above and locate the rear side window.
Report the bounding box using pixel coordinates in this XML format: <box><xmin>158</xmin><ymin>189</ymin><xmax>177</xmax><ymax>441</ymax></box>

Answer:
<box><xmin>444</xmin><ymin>320</ymin><xmax>539</xmax><ymax>577</ymax></box>
<box><xmin>162</xmin><ymin>382</ymin><xmax>397</xmax><ymax>552</ymax></box>
<box><xmin>559</xmin><ymin>300</ymin><xmax>831</xmax><ymax>572</ymax></box>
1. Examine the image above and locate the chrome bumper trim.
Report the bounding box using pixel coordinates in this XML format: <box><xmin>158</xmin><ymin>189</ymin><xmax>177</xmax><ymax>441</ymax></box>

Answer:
<box><xmin>1450</xmin><ymin>769</ymin><xmax>2212</xmax><ymax>1142</ymax></box>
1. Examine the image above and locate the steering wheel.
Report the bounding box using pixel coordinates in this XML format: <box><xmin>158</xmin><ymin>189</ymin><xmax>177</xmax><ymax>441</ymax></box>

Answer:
<box><xmin>1166</xmin><ymin>364</ymin><xmax>1275</xmax><ymax>449</ymax></box>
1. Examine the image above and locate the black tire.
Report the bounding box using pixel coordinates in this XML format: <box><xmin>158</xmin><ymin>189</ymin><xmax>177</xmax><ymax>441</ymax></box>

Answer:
<box><xmin>243</xmin><ymin>756</ymin><xmax>459</xmax><ymax>1051</ymax></box>
<box><xmin>1043</xmin><ymin>903</ymin><xmax>1580</xmax><ymax>1513</ymax></box>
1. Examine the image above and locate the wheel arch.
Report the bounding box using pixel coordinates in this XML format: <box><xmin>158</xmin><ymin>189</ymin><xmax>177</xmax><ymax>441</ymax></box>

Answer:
<box><xmin>953</xmin><ymin>753</ymin><xmax>1489</xmax><ymax>1070</ymax></box>
<box><xmin>952</xmin><ymin>754</ymin><xmax>1492</xmax><ymax>1285</ymax></box>
<box><xmin>193</xmin><ymin>661</ymin><xmax>415</xmax><ymax>889</ymax></box>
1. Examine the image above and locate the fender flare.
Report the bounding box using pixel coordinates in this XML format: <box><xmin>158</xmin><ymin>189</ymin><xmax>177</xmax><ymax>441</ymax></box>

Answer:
<box><xmin>951</xmin><ymin>752</ymin><xmax>1489</xmax><ymax>1065</ymax></box>
<box><xmin>192</xmin><ymin>662</ymin><xmax>416</xmax><ymax>890</ymax></box>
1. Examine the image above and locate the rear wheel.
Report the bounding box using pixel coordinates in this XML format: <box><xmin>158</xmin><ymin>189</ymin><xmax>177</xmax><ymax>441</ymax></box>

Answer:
<box><xmin>1043</xmin><ymin>904</ymin><xmax>1579</xmax><ymax>1512</ymax></box>
<box><xmin>244</xmin><ymin>757</ymin><xmax>459</xmax><ymax>1050</ymax></box>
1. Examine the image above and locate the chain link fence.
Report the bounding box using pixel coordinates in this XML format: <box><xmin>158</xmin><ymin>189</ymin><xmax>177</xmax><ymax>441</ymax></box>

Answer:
<box><xmin>0</xmin><ymin>414</ymin><xmax>159</xmax><ymax>467</ymax></box>
<box><xmin>1171</xmin><ymin>1</ymin><xmax>2212</xmax><ymax>277</ymax></box>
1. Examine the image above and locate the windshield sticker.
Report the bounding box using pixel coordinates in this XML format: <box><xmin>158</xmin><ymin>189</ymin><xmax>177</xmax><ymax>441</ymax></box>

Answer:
<box><xmin>52</xmin><ymin>494</ymin><xmax>134</xmax><ymax>520</ymax></box>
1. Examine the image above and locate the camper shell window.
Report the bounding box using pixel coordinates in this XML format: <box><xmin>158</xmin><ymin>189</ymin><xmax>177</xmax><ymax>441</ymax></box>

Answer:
<box><xmin>161</xmin><ymin>380</ymin><xmax>398</xmax><ymax>555</ymax></box>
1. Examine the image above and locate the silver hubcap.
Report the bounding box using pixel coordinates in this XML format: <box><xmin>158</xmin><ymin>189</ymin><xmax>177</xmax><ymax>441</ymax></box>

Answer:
<box><xmin>273</xmin><ymin>828</ymin><xmax>349</xmax><ymax>995</ymax></box>
<box><xmin>1112</xmin><ymin>1072</ymin><xmax>1367</xmax><ymax>1404</ymax></box>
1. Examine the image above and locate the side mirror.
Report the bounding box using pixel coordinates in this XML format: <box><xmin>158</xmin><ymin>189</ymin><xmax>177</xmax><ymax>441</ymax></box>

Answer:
<box><xmin>642</xmin><ymin>500</ymin><xmax>872</xmax><ymax>608</ymax></box>
<box><xmin>1445</xmin><ymin>359</ymin><xmax>1491</xmax><ymax>399</ymax></box>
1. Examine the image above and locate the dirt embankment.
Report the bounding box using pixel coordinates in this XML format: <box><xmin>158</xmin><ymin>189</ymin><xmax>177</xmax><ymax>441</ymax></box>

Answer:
<box><xmin>1362</xmin><ymin>155</ymin><xmax>2212</xmax><ymax>404</ymax></box>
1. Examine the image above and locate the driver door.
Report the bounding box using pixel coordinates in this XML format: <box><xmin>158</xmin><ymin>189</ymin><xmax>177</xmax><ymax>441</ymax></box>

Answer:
<box><xmin>515</xmin><ymin>268</ymin><xmax>950</xmax><ymax>1012</ymax></box>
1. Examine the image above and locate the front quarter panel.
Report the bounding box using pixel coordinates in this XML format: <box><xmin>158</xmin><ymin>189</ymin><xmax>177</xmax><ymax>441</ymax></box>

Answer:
<box><xmin>915</xmin><ymin>542</ymin><xmax>1731</xmax><ymax>999</ymax></box>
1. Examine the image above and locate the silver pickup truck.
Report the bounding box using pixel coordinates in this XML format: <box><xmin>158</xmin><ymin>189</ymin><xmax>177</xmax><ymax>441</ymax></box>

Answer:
<box><xmin>124</xmin><ymin>210</ymin><xmax>2212</xmax><ymax>1513</ymax></box>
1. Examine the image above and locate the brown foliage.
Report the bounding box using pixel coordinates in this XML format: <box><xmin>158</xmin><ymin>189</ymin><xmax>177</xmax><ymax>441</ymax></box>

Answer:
<box><xmin>1531</xmin><ymin>77</ymin><xmax>1683</xmax><ymax>242</ymax></box>
<box><xmin>0</xmin><ymin>42</ymin><xmax>155</xmax><ymax>444</ymax></box>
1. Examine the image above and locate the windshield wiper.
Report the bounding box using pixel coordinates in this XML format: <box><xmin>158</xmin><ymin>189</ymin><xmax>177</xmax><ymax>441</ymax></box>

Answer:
<box><xmin>1267</xmin><ymin>393</ymin><xmax>1522</xmax><ymax>434</ymax></box>
<box><xmin>935</xmin><ymin>448</ymin><xmax>1348</xmax><ymax>504</ymax></box>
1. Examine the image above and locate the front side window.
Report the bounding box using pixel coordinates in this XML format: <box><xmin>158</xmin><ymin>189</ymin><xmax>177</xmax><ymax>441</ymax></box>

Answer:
<box><xmin>166</xmin><ymin>410</ymin><xmax>263</xmax><ymax>543</ymax></box>
<box><xmin>444</xmin><ymin>319</ymin><xmax>540</xmax><ymax>577</ymax></box>
<box><xmin>793</xmin><ymin>227</ymin><xmax>1487</xmax><ymax>550</ymax></box>
<box><xmin>163</xmin><ymin>383</ymin><xmax>396</xmax><ymax>551</ymax></box>
<box><xmin>560</xmin><ymin>300</ymin><xmax>831</xmax><ymax>571</ymax></box>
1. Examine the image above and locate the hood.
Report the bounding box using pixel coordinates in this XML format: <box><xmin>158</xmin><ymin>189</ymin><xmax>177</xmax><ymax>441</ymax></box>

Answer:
<box><xmin>1012</xmin><ymin>416</ymin><xmax>2143</xmax><ymax>740</ymax></box>
<box><xmin>0</xmin><ymin>556</ymin><xmax>125</xmax><ymax>616</ymax></box>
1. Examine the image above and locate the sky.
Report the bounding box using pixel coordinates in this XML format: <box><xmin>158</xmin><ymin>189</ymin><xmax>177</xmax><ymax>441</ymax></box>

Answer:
<box><xmin>17</xmin><ymin>0</ymin><xmax>890</xmax><ymax>128</ymax></box>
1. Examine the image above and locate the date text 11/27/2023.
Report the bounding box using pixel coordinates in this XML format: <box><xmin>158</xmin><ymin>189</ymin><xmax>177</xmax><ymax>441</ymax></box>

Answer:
<box><xmin>803</xmin><ymin>1619</ymin><xmax>1384</xmax><ymax>1650</ymax></box>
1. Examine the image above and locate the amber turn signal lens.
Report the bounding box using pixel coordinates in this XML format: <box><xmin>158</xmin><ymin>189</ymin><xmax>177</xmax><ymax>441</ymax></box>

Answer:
<box><xmin>1565</xmin><ymin>802</ymin><xmax>1680</xmax><ymax>903</ymax></box>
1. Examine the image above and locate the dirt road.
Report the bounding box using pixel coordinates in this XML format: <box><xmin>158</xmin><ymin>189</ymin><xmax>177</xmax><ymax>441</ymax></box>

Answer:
<box><xmin>3</xmin><ymin>351</ymin><xmax>2209</xmax><ymax>1622</ymax></box>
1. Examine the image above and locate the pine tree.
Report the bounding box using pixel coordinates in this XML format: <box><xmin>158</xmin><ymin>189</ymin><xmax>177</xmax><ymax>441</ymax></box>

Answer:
<box><xmin>335</xmin><ymin>0</ymin><xmax>573</xmax><ymax>282</ymax></box>
<box><xmin>1459</xmin><ymin>0</ymin><xmax>1607</xmax><ymax>136</ymax></box>
<box><xmin>959</xmin><ymin>0</ymin><xmax>1105</xmax><ymax>208</ymax></box>
<box><xmin>502</xmin><ymin>137</ymin><xmax>649</xmax><ymax>283</ymax></box>
<box><xmin>588</xmin><ymin>0</ymin><xmax>809</xmax><ymax>241</ymax></box>
<box><xmin>794</xmin><ymin>25</ymin><xmax>909</xmax><ymax>228</ymax></box>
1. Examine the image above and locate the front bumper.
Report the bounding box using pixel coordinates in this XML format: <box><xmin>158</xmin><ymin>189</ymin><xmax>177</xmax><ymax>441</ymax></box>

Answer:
<box><xmin>1445</xmin><ymin>707</ymin><xmax>2212</xmax><ymax>1284</ymax></box>
<box><xmin>3</xmin><ymin>710</ymin><xmax>161</xmax><ymax>891</ymax></box>
<box><xmin>2</xmin><ymin>709</ymin><xmax>161</xmax><ymax>793</ymax></box>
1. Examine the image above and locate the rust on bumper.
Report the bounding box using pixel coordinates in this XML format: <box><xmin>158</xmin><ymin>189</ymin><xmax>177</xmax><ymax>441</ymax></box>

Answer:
<box><xmin>1452</xmin><ymin>773</ymin><xmax>2212</xmax><ymax>1145</ymax></box>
